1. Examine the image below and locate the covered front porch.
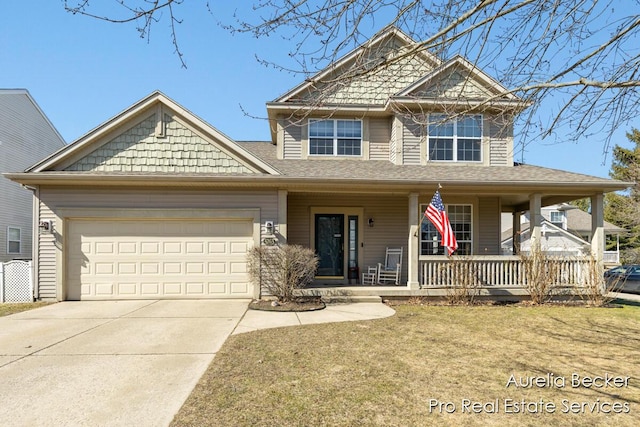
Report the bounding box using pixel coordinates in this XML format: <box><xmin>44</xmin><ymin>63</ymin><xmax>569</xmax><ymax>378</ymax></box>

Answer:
<box><xmin>281</xmin><ymin>188</ymin><xmax>611</xmax><ymax>298</ymax></box>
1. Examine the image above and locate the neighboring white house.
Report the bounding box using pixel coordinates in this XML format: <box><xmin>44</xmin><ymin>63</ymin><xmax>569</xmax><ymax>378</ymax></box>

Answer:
<box><xmin>0</xmin><ymin>89</ymin><xmax>66</xmax><ymax>262</ymax></box>
<box><xmin>502</xmin><ymin>204</ymin><xmax>625</xmax><ymax>264</ymax></box>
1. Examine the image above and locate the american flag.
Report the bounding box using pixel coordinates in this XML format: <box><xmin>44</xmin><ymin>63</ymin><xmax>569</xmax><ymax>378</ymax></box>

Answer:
<box><xmin>424</xmin><ymin>190</ymin><xmax>458</xmax><ymax>256</ymax></box>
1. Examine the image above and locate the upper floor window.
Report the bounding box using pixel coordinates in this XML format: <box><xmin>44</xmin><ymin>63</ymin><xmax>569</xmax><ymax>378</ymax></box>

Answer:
<box><xmin>7</xmin><ymin>227</ymin><xmax>21</xmax><ymax>254</ymax></box>
<box><xmin>428</xmin><ymin>114</ymin><xmax>482</xmax><ymax>162</ymax></box>
<box><xmin>309</xmin><ymin>119</ymin><xmax>362</xmax><ymax>156</ymax></box>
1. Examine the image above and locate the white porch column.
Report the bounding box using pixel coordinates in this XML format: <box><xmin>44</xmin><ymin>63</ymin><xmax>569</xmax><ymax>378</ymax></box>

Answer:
<box><xmin>529</xmin><ymin>194</ymin><xmax>542</xmax><ymax>251</ymax></box>
<box><xmin>512</xmin><ymin>211</ymin><xmax>521</xmax><ymax>254</ymax></box>
<box><xmin>591</xmin><ymin>193</ymin><xmax>605</xmax><ymax>262</ymax></box>
<box><xmin>408</xmin><ymin>192</ymin><xmax>420</xmax><ymax>289</ymax></box>
<box><xmin>277</xmin><ymin>190</ymin><xmax>288</xmax><ymax>245</ymax></box>
<box><xmin>591</xmin><ymin>193</ymin><xmax>605</xmax><ymax>292</ymax></box>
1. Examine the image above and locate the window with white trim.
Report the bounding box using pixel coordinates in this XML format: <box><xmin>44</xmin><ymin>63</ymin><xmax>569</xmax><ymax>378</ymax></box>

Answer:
<box><xmin>420</xmin><ymin>204</ymin><xmax>472</xmax><ymax>255</ymax></box>
<box><xmin>7</xmin><ymin>227</ymin><xmax>21</xmax><ymax>254</ymax></box>
<box><xmin>428</xmin><ymin>114</ymin><xmax>482</xmax><ymax>162</ymax></box>
<box><xmin>549</xmin><ymin>211</ymin><xmax>565</xmax><ymax>229</ymax></box>
<box><xmin>309</xmin><ymin>119</ymin><xmax>362</xmax><ymax>156</ymax></box>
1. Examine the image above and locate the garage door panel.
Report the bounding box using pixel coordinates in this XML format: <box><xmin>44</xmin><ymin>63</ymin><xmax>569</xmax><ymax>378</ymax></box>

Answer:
<box><xmin>67</xmin><ymin>219</ymin><xmax>254</xmax><ymax>300</ymax></box>
<box><xmin>141</xmin><ymin>242</ymin><xmax>160</xmax><ymax>254</ymax></box>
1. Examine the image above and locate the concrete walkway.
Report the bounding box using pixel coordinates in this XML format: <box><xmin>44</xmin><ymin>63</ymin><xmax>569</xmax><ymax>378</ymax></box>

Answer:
<box><xmin>608</xmin><ymin>291</ymin><xmax>640</xmax><ymax>303</ymax></box>
<box><xmin>233</xmin><ymin>302</ymin><xmax>396</xmax><ymax>335</ymax></box>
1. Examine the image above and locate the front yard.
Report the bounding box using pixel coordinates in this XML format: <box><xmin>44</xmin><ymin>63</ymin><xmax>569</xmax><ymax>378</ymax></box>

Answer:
<box><xmin>173</xmin><ymin>301</ymin><xmax>640</xmax><ymax>427</ymax></box>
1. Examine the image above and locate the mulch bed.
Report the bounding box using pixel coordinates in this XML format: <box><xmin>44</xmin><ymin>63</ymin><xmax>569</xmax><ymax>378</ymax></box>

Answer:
<box><xmin>249</xmin><ymin>297</ymin><xmax>326</xmax><ymax>312</ymax></box>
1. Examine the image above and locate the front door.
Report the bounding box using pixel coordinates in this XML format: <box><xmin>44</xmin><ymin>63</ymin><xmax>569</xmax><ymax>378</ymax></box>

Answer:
<box><xmin>315</xmin><ymin>214</ymin><xmax>344</xmax><ymax>277</ymax></box>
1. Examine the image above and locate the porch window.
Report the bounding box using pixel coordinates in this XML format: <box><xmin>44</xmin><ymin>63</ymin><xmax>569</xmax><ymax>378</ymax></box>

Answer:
<box><xmin>309</xmin><ymin>119</ymin><xmax>362</xmax><ymax>156</ymax></box>
<box><xmin>420</xmin><ymin>204</ymin><xmax>472</xmax><ymax>255</ymax></box>
<box><xmin>428</xmin><ymin>114</ymin><xmax>482</xmax><ymax>162</ymax></box>
<box><xmin>7</xmin><ymin>227</ymin><xmax>21</xmax><ymax>254</ymax></box>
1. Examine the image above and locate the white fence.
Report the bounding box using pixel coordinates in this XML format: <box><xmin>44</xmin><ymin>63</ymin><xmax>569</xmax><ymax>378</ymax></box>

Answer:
<box><xmin>0</xmin><ymin>260</ymin><xmax>34</xmax><ymax>302</ymax></box>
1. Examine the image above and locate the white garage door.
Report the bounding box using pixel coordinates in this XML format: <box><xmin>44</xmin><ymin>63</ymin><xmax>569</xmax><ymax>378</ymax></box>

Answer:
<box><xmin>67</xmin><ymin>219</ymin><xmax>254</xmax><ymax>300</ymax></box>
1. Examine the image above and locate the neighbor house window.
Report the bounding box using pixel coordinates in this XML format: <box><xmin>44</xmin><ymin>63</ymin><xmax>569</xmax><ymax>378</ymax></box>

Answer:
<box><xmin>549</xmin><ymin>211</ymin><xmax>565</xmax><ymax>229</ymax></box>
<box><xmin>420</xmin><ymin>204</ymin><xmax>472</xmax><ymax>255</ymax></box>
<box><xmin>309</xmin><ymin>119</ymin><xmax>362</xmax><ymax>156</ymax></box>
<box><xmin>428</xmin><ymin>114</ymin><xmax>482</xmax><ymax>161</ymax></box>
<box><xmin>7</xmin><ymin>227</ymin><xmax>21</xmax><ymax>254</ymax></box>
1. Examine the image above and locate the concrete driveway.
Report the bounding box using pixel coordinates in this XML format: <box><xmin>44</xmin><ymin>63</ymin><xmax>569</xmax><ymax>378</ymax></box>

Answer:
<box><xmin>0</xmin><ymin>299</ymin><xmax>249</xmax><ymax>427</ymax></box>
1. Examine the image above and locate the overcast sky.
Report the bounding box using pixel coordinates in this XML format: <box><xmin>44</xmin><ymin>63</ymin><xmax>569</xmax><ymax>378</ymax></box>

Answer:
<box><xmin>2</xmin><ymin>1</ymin><xmax>638</xmax><ymax>178</ymax></box>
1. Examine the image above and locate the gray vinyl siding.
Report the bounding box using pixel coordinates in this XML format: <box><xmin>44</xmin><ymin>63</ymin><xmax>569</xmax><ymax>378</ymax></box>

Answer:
<box><xmin>282</xmin><ymin>119</ymin><xmax>303</xmax><ymax>159</ymax></box>
<box><xmin>389</xmin><ymin>117</ymin><xmax>399</xmax><ymax>163</ymax></box>
<box><xmin>37</xmin><ymin>202</ymin><xmax>58</xmax><ymax>300</ymax></box>
<box><xmin>287</xmin><ymin>193</ymin><xmax>409</xmax><ymax>283</ymax></box>
<box><xmin>36</xmin><ymin>187</ymin><xmax>278</xmax><ymax>300</ymax></box>
<box><xmin>368</xmin><ymin>118</ymin><xmax>391</xmax><ymax>160</ymax></box>
<box><xmin>487</xmin><ymin>115</ymin><xmax>513</xmax><ymax>166</ymax></box>
<box><xmin>477</xmin><ymin>197</ymin><xmax>501</xmax><ymax>255</ymax></box>
<box><xmin>489</xmin><ymin>139</ymin><xmax>509</xmax><ymax>166</ymax></box>
<box><xmin>402</xmin><ymin>117</ymin><xmax>422</xmax><ymax>165</ymax></box>
<box><xmin>0</xmin><ymin>91</ymin><xmax>65</xmax><ymax>262</ymax></box>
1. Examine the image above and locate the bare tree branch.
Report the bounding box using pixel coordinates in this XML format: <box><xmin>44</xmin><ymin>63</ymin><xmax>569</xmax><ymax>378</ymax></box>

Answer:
<box><xmin>63</xmin><ymin>0</ymin><xmax>640</xmax><ymax>155</ymax></box>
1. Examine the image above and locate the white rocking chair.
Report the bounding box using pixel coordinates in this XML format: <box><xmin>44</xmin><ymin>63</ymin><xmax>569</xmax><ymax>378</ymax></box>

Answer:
<box><xmin>377</xmin><ymin>247</ymin><xmax>403</xmax><ymax>285</ymax></box>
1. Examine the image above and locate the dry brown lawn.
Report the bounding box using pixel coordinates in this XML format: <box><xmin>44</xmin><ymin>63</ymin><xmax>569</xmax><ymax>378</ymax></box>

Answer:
<box><xmin>0</xmin><ymin>302</ymin><xmax>51</xmax><ymax>317</ymax></box>
<box><xmin>172</xmin><ymin>301</ymin><xmax>640</xmax><ymax>427</ymax></box>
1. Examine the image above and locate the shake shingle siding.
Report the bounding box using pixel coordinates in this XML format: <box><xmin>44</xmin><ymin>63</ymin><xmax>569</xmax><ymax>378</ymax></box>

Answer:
<box><xmin>65</xmin><ymin>114</ymin><xmax>253</xmax><ymax>173</ymax></box>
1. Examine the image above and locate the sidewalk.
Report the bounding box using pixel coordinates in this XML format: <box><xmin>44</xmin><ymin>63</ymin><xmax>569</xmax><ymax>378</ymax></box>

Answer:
<box><xmin>608</xmin><ymin>292</ymin><xmax>640</xmax><ymax>303</ymax></box>
<box><xmin>232</xmin><ymin>302</ymin><xmax>396</xmax><ymax>335</ymax></box>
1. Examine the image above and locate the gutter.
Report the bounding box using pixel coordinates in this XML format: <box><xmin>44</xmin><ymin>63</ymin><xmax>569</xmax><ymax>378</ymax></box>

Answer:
<box><xmin>4</xmin><ymin>172</ymin><xmax>631</xmax><ymax>193</ymax></box>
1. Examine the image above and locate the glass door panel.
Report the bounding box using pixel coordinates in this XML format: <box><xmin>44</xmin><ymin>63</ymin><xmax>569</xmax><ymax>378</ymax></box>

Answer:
<box><xmin>315</xmin><ymin>214</ymin><xmax>344</xmax><ymax>277</ymax></box>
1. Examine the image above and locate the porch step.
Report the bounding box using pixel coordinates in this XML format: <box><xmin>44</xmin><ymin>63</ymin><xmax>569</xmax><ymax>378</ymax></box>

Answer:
<box><xmin>321</xmin><ymin>295</ymin><xmax>383</xmax><ymax>304</ymax></box>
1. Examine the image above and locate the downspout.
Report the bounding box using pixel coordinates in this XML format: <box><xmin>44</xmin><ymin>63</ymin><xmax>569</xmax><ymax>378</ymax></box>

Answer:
<box><xmin>22</xmin><ymin>184</ymin><xmax>39</xmax><ymax>300</ymax></box>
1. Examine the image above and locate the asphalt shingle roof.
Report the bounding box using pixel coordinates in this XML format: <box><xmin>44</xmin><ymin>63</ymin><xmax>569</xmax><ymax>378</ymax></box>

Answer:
<box><xmin>237</xmin><ymin>142</ymin><xmax>624</xmax><ymax>186</ymax></box>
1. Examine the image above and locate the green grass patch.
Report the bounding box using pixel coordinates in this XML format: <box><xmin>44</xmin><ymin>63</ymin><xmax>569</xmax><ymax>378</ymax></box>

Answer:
<box><xmin>173</xmin><ymin>303</ymin><xmax>640</xmax><ymax>427</ymax></box>
<box><xmin>0</xmin><ymin>302</ymin><xmax>51</xmax><ymax>317</ymax></box>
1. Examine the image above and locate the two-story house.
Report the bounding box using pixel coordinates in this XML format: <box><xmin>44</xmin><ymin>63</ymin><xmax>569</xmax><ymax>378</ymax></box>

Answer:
<box><xmin>5</xmin><ymin>27</ymin><xmax>629</xmax><ymax>301</ymax></box>
<box><xmin>0</xmin><ymin>89</ymin><xmax>65</xmax><ymax>262</ymax></box>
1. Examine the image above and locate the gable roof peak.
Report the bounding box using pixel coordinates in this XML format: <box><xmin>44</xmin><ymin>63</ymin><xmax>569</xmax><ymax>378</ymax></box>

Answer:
<box><xmin>395</xmin><ymin>54</ymin><xmax>518</xmax><ymax>100</ymax></box>
<box><xmin>272</xmin><ymin>26</ymin><xmax>441</xmax><ymax>104</ymax></box>
<box><xmin>27</xmin><ymin>91</ymin><xmax>280</xmax><ymax>175</ymax></box>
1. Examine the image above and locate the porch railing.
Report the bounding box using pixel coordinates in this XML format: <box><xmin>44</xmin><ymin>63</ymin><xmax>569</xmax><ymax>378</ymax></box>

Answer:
<box><xmin>603</xmin><ymin>251</ymin><xmax>619</xmax><ymax>264</ymax></box>
<box><xmin>420</xmin><ymin>256</ymin><xmax>593</xmax><ymax>288</ymax></box>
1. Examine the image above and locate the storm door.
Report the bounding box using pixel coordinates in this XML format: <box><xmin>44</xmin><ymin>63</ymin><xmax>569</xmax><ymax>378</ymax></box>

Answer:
<box><xmin>315</xmin><ymin>214</ymin><xmax>344</xmax><ymax>277</ymax></box>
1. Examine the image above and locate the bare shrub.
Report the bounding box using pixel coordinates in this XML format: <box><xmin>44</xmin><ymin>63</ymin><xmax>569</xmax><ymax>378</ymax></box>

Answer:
<box><xmin>247</xmin><ymin>245</ymin><xmax>318</xmax><ymax>302</ymax></box>
<box><xmin>441</xmin><ymin>258</ymin><xmax>481</xmax><ymax>305</ymax></box>
<box><xmin>520</xmin><ymin>244</ymin><xmax>560</xmax><ymax>305</ymax></box>
<box><xmin>576</xmin><ymin>254</ymin><xmax>614</xmax><ymax>307</ymax></box>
